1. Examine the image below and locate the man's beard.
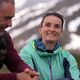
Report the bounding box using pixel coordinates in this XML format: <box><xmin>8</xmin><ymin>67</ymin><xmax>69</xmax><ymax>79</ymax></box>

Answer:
<box><xmin>0</xmin><ymin>25</ymin><xmax>5</xmax><ymax>36</ymax></box>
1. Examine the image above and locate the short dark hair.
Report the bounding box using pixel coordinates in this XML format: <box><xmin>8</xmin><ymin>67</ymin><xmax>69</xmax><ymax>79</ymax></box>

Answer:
<box><xmin>40</xmin><ymin>12</ymin><xmax>64</xmax><ymax>29</ymax></box>
<box><xmin>0</xmin><ymin>0</ymin><xmax>15</xmax><ymax>5</ymax></box>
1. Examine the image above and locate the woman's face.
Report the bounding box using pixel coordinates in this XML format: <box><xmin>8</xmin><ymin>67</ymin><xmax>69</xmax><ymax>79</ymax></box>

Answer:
<box><xmin>39</xmin><ymin>15</ymin><xmax>63</xmax><ymax>43</ymax></box>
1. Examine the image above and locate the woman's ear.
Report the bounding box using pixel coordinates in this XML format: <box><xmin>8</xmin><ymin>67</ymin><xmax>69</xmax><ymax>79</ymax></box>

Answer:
<box><xmin>39</xmin><ymin>27</ymin><xmax>41</xmax><ymax>35</ymax></box>
<box><xmin>60</xmin><ymin>29</ymin><xmax>64</xmax><ymax>38</ymax></box>
<box><xmin>39</xmin><ymin>24</ymin><xmax>42</xmax><ymax>34</ymax></box>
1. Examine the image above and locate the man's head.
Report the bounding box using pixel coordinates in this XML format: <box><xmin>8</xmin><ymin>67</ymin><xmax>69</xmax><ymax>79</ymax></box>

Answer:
<box><xmin>0</xmin><ymin>0</ymin><xmax>15</xmax><ymax>35</ymax></box>
<box><xmin>0</xmin><ymin>0</ymin><xmax>15</xmax><ymax>5</ymax></box>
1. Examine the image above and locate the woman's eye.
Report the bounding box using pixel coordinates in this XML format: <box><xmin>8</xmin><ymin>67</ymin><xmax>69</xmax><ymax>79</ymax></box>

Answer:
<box><xmin>45</xmin><ymin>23</ymin><xmax>51</xmax><ymax>27</ymax></box>
<box><xmin>54</xmin><ymin>24</ymin><xmax>61</xmax><ymax>28</ymax></box>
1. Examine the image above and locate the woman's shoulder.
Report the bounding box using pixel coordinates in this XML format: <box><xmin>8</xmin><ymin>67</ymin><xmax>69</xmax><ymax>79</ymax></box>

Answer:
<box><xmin>58</xmin><ymin>47</ymin><xmax>73</xmax><ymax>57</ymax></box>
<box><xmin>21</xmin><ymin>40</ymin><xmax>35</xmax><ymax>52</ymax></box>
<box><xmin>59</xmin><ymin>47</ymin><xmax>76</xmax><ymax>61</ymax></box>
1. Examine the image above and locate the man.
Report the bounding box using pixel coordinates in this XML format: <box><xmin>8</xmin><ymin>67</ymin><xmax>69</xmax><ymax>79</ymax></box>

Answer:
<box><xmin>0</xmin><ymin>0</ymin><xmax>39</xmax><ymax>80</ymax></box>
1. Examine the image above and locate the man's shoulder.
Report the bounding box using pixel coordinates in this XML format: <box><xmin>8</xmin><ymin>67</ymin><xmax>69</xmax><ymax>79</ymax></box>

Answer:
<box><xmin>4</xmin><ymin>30</ymin><xmax>10</xmax><ymax>36</ymax></box>
<box><xmin>3</xmin><ymin>31</ymin><xmax>13</xmax><ymax>45</ymax></box>
<box><xmin>4</xmin><ymin>30</ymin><xmax>12</xmax><ymax>40</ymax></box>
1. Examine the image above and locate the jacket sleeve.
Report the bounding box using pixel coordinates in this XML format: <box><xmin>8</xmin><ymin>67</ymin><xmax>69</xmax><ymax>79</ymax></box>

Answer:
<box><xmin>63</xmin><ymin>52</ymin><xmax>80</xmax><ymax>80</ymax></box>
<box><xmin>4</xmin><ymin>31</ymin><xmax>31</xmax><ymax>72</ymax></box>
<box><xmin>19</xmin><ymin>46</ymin><xmax>34</xmax><ymax>70</ymax></box>
<box><xmin>0</xmin><ymin>73</ymin><xmax>17</xmax><ymax>80</ymax></box>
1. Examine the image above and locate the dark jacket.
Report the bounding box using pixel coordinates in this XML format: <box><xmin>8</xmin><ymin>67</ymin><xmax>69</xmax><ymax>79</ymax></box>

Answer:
<box><xmin>0</xmin><ymin>31</ymin><xmax>31</xmax><ymax>80</ymax></box>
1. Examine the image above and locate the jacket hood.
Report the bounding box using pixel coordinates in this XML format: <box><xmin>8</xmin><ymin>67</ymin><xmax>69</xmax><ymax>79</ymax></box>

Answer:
<box><xmin>32</xmin><ymin>38</ymin><xmax>61</xmax><ymax>57</ymax></box>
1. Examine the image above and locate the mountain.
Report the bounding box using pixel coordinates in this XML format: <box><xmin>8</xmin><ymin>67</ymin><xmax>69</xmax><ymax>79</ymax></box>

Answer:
<box><xmin>7</xmin><ymin>0</ymin><xmax>80</xmax><ymax>54</ymax></box>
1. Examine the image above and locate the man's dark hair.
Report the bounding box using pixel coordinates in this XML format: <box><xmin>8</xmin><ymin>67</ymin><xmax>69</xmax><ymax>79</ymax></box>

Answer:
<box><xmin>40</xmin><ymin>12</ymin><xmax>64</xmax><ymax>29</ymax></box>
<box><xmin>0</xmin><ymin>0</ymin><xmax>15</xmax><ymax>5</ymax></box>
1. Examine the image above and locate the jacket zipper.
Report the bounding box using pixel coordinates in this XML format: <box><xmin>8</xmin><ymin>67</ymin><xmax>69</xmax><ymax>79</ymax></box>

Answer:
<box><xmin>48</xmin><ymin>58</ymin><xmax>53</xmax><ymax>80</ymax></box>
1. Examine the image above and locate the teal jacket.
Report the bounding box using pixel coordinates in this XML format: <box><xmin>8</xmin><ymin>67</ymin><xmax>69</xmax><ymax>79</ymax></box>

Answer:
<box><xmin>19</xmin><ymin>39</ymin><xmax>80</xmax><ymax>80</ymax></box>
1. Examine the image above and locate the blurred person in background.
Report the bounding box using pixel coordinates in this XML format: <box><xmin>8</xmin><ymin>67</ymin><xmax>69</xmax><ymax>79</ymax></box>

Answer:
<box><xmin>19</xmin><ymin>12</ymin><xmax>80</xmax><ymax>80</ymax></box>
<box><xmin>0</xmin><ymin>0</ymin><xmax>39</xmax><ymax>80</ymax></box>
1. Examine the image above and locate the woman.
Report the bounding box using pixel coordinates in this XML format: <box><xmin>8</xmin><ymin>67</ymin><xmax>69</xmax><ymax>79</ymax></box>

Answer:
<box><xmin>19</xmin><ymin>12</ymin><xmax>80</xmax><ymax>80</ymax></box>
